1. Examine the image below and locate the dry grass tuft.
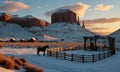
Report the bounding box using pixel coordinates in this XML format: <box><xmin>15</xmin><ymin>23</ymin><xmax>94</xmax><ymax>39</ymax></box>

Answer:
<box><xmin>19</xmin><ymin>58</ymin><xmax>26</xmax><ymax>63</ymax></box>
<box><xmin>14</xmin><ymin>63</ymin><xmax>20</xmax><ymax>70</ymax></box>
<box><xmin>0</xmin><ymin>52</ymin><xmax>4</xmax><ymax>59</ymax></box>
<box><xmin>14</xmin><ymin>58</ymin><xmax>23</xmax><ymax>65</ymax></box>
<box><xmin>0</xmin><ymin>57</ymin><xmax>15</xmax><ymax>69</ymax></box>
<box><xmin>0</xmin><ymin>50</ymin><xmax>43</xmax><ymax>71</ymax></box>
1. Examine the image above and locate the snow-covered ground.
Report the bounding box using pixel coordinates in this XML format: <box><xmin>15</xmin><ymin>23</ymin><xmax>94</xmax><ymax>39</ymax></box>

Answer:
<box><xmin>0</xmin><ymin>67</ymin><xmax>13</xmax><ymax>72</ymax></box>
<box><xmin>62</xmin><ymin>50</ymin><xmax>105</xmax><ymax>55</ymax></box>
<box><xmin>0</xmin><ymin>47</ymin><xmax>120</xmax><ymax>72</ymax></box>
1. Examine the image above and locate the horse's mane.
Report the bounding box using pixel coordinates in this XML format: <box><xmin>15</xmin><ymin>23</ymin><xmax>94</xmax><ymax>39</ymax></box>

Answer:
<box><xmin>38</xmin><ymin>45</ymin><xmax>49</xmax><ymax>48</ymax></box>
<box><xmin>44</xmin><ymin>45</ymin><xmax>49</xmax><ymax>48</ymax></box>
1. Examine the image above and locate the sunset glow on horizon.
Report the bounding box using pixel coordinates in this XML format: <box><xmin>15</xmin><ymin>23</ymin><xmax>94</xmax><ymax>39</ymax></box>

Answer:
<box><xmin>0</xmin><ymin>0</ymin><xmax>120</xmax><ymax>35</ymax></box>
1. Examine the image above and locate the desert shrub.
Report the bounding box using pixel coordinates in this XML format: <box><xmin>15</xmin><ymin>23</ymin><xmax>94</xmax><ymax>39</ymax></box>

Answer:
<box><xmin>19</xmin><ymin>58</ymin><xmax>26</xmax><ymax>63</ymax></box>
<box><xmin>0</xmin><ymin>52</ymin><xmax>4</xmax><ymax>59</ymax></box>
<box><xmin>0</xmin><ymin>53</ymin><xmax>4</xmax><ymax>56</ymax></box>
<box><xmin>14</xmin><ymin>63</ymin><xmax>20</xmax><ymax>70</ymax></box>
<box><xmin>0</xmin><ymin>52</ymin><xmax>4</xmax><ymax>60</ymax></box>
<box><xmin>14</xmin><ymin>58</ymin><xmax>23</xmax><ymax>65</ymax></box>
<box><xmin>0</xmin><ymin>57</ymin><xmax>15</xmax><ymax>69</ymax></box>
<box><xmin>0</xmin><ymin>53</ymin><xmax>4</xmax><ymax>64</ymax></box>
<box><xmin>24</xmin><ymin>62</ymin><xmax>44</xmax><ymax>72</ymax></box>
<box><xmin>6</xmin><ymin>56</ymin><xmax>14</xmax><ymax>61</ymax></box>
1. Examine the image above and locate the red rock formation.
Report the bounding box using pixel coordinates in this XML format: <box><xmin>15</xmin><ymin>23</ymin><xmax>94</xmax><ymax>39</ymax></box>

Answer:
<box><xmin>10</xmin><ymin>17</ymin><xmax>49</xmax><ymax>28</ymax></box>
<box><xmin>0</xmin><ymin>13</ymin><xmax>50</xmax><ymax>28</ymax></box>
<box><xmin>51</xmin><ymin>9</ymin><xmax>78</xmax><ymax>24</ymax></box>
<box><xmin>0</xmin><ymin>13</ymin><xmax>12</xmax><ymax>22</ymax></box>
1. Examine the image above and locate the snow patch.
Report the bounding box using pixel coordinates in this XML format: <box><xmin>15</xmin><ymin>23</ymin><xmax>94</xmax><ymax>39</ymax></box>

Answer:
<box><xmin>0</xmin><ymin>67</ymin><xmax>14</xmax><ymax>72</ymax></box>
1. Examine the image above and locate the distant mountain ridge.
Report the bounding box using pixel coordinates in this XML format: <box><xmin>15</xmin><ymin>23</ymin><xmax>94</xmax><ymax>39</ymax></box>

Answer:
<box><xmin>0</xmin><ymin>12</ymin><xmax>50</xmax><ymax>28</ymax></box>
<box><xmin>0</xmin><ymin>12</ymin><xmax>97</xmax><ymax>42</ymax></box>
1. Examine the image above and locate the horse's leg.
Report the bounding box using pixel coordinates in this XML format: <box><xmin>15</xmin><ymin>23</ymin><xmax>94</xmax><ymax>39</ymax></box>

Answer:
<box><xmin>43</xmin><ymin>51</ymin><xmax>45</xmax><ymax>56</ymax></box>
<box><xmin>37</xmin><ymin>48</ymin><xmax>40</xmax><ymax>56</ymax></box>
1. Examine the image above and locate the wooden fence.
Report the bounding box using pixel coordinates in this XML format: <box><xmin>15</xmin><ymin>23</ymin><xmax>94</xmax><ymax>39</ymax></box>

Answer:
<box><xmin>47</xmin><ymin>47</ymin><xmax>115</xmax><ymax>63</ymax></box>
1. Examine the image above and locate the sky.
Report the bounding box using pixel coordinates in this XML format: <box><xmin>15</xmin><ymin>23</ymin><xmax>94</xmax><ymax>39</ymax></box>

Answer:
<box><xmin>0</xmin><ymin>0</ymin><xmax>120</xmax><ymax>35</ymax></box>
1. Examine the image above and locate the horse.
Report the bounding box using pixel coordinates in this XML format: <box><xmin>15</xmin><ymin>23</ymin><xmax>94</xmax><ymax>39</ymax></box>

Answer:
<box><xmin>37</xmin><ymin>45</ymin><xmax>49</xmax><ymax>56</ymax></box>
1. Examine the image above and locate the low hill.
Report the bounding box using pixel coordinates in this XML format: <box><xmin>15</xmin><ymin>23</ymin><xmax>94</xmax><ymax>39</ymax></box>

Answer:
<box><xmin>0</xmin><ymin>22</ymin><xmax>58</xmax><ymax>41</ymax></box>
<box><xmin>10</xmin><ymin>15</ymin><xmax>50</xmax><ymax>28</ymax></box>
<box><xmin>0</xmin><ymin>22</ymin><xmax>35</xmax><ymax>40</ymax></box>
<box><xmin>38</xmin><ymin>23</ymin><xmax>96</xmax><ymax>42</ymax></box>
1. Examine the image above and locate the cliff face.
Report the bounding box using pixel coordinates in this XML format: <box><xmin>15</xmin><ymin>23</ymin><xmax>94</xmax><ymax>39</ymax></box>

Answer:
<box><xmin>51</xmin><ymin>9</ymin><xmax>78</xmax><ymax>24</ymax></box>
<box><xmin>10</xmin><ymin>17</ymin><xmax>49</xmax><ymax>28</ymax></box>
<box><xmin>0</xmin><ymin>13</ymin><xmax>49</xmax><ymax>28</ymax></box>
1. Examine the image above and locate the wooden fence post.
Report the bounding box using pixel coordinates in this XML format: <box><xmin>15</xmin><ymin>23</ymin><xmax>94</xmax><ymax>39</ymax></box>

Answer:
<box><xmin>104</xmin><ymin>52</ymin><xmax>106</xmax><ymax>58</ymax></box>
<box><xmin>99</xmin><ymin>53</ymin><xmax>101</xmax><ymax>60</ymax></box>
<box><xmin>92</xmin><ymin>54</ymin><xmax>94</xmax><ymax>62</ymax></box>
<box><xmin>49</xmin><ymin>50</ymin><xmax>52</xmax><ymax>56</ymax></box>
<box><xmin>47</xmin><ymin>50</ymin><xmax>49</xmax><ymax>56</ymax></box>
<box><xmin>64</xmin><ymin>53</ymin><xmax>66</xmax><ymax>60</ymax></box>
<box><xmin>82</xmin><ymin>54</ymin><xmax>84</xmax><ymax>63</ymax></box>
<box><xmin>107</xmin><ymin>51</ymin><xmax>109</xmax><ymax>57</ymax></box>
<box><xmin>71</xmin><ymin>54</ymin><xmax>73</xmax><ymax>61</ymax></box>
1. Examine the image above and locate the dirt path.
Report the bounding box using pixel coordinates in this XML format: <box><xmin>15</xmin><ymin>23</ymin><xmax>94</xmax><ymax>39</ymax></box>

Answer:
<box><xmin>0</xmin><ymin>42</ymin><xmax>84</xmax><ymax>48</ymax></box>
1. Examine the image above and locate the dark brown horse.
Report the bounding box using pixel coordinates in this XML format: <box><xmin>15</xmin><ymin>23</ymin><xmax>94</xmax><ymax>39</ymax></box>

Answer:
<box><xmin>37</xmin><ymin>45</ymin><xmax>49</xmax><ymax>56</ymax></box>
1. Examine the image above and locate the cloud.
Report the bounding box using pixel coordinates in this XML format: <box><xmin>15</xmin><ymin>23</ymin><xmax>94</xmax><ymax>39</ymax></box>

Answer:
<box><xmin>88</xmin><ymin>27</ymin><xmax>112</xmax><ymax>35</ymax></box>
<box><xmin>45</xmin><ymin>3</ymin><xmax>89</xmax><ymax>17</ymax></box>
<box><xmin>0</xmin><ymin>1</ymin><xmax>30</xmax><ymax>12</ymax></box>
<box><xmin>87</xmin><ymin>26</ymin><xmax>114</xmax><ymax>35</ymax></box>
<box><xmin>95</xmin><ymin>4</ymin><xmax>113</xmax><ymax>11</ymax></box>
<box><xmin>94</xmin><ymin>32</ymin><xmax>111</xmax><ymax>36</ymax></box>
<box><xmin>81</xmin><ymin>17</ymin><xmax>120</xmax><ymax>35</ymax></box>
<box><xmin>89</xmin><ymin>27</ymin><xmax>111</xmax><ymax>32</ymax></box>
<box><xmin>83</xmin><ymin>17</ymin><xmax>120</xmax><ymax>25</ymax></box>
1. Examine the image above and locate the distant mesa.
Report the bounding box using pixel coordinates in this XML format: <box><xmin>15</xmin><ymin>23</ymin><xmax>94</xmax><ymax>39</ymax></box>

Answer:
<box><xmin>0</xmin><ymin>12</ymin><xmax>50</xmax><ymax>28</ymax></box>
<box><xmin>10</xmin><ymin>16</ymin><xmax>50</xmax><ymax>28</ymax></box>
<box><xmin>51</xmin><ymin>9</ymin><xmax>80</xmax><ymax>25</ymax></box>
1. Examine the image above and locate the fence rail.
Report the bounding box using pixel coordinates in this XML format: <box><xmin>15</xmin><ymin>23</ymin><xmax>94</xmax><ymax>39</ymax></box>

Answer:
<box><xmin>47</xmin><ymin>47</ymin><xmax>115</xmax><ymax>63</ymax></box>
